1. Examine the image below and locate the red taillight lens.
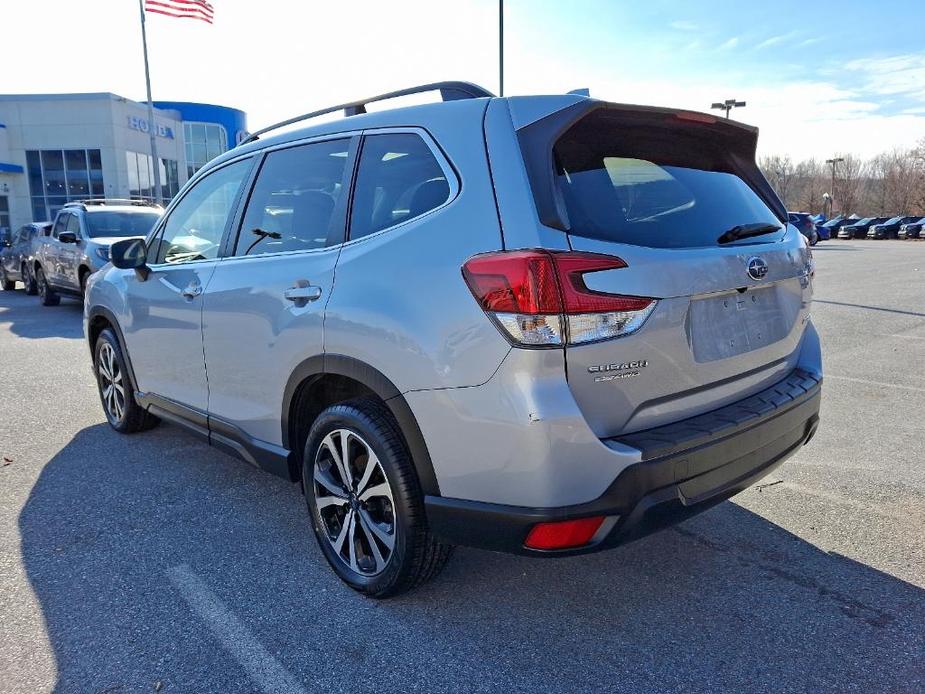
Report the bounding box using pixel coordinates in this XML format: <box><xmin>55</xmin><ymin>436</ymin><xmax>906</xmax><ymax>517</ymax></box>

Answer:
<box><xmin>462</xmin><ymin>250</ymin><xmax>656</xmax><ymax>347</ymax></box>
<box><xmin>524</xmin><ymin>516</ymin><xmax>606</xmax><ymax>550</ymax></box>
<box><xmin>461</xmin><ymin>250</ymin><xmax>560</xmax><ymax>314</ymax></box>
<box><xmin>554</xmin><ymin>253</ymin><xmax>653</xmax><ymax>313</ymax></box>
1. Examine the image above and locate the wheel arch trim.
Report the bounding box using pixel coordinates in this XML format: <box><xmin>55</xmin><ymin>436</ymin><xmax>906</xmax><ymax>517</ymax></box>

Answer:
<box><xmin>282</xmin><ymin>354</ymin><xmax>440</xmax><ymax>496</ymax></box>
<box><xmin>85</xmin><ymin>306</ymin><xmax>140</xmax><ymax>394</ymax></box>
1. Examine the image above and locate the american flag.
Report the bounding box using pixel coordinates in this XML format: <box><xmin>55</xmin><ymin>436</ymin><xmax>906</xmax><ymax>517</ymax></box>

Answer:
<box><xmin>145</xmin><ymin>0</ymin><xmax>214</xmax><ymax>24</ymax></box>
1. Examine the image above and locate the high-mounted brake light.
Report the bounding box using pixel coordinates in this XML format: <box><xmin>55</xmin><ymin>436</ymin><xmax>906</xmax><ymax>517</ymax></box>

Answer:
<box><xmin>675</xmin><ymin>111</ymin><xmax>717</xmax><ymax>124</ymax></box>
<box><xmin>462</xmin><ymin>250</ymin><xmax>656</xmax><ymax>347</ymax></box>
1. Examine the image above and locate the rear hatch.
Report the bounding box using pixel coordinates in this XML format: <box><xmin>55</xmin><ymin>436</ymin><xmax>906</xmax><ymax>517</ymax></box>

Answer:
<box><xmin>520</xmin><ymin>103</ymin><xmax>813</xmax><ymax>438</ymax></box>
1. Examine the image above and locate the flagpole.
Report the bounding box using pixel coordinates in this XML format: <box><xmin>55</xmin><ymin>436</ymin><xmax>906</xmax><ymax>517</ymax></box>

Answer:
<box><xmin>138</xmin><ymin>0</ymin><xmax>163</xmax><ymax>206</ymax></box>
<box><xmin>498</xmin><ymin>0</ymin><xmax>504</xmax><ymax>97</ymax></box>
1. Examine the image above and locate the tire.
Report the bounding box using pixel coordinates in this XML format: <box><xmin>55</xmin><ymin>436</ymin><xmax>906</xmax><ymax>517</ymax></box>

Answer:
<box><xmin>23</xmin><ymin>264</ymin><xmax>37</xmax><ymax>295</ymax></box>
<box><xmin>94</xmin><ymin>328</ymin><xmax>158</xmax><ymax>433</ymax></box>
<box><xmin>0</xmin><ymin>267</ymin><xmax>13</xmax><ymax>291</ymax></box>
<box><xmin>809</xmin><ymin>231</ymin><xmax>818</xmax><ymax>246</ymax></box>
<box><xmin>302</xmin><ymin>397</ymin><xmax>452</xmax><ymax>598</ymax></box>
<box><xmin>35</xmin><ymin>266</ymin><xmax>60</xmax><ymax>306</ymax></box>
<box><xmin>79</xmin><ymin>268</ymin><xmax>90</xmax><ymax>296</ymax></box>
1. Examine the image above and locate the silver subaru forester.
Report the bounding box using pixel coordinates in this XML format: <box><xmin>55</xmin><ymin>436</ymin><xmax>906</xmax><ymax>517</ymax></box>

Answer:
<box><xmin>84</xmin><ymin>82</ymin><xmax>822</xmax><ymax>597</ymax></box>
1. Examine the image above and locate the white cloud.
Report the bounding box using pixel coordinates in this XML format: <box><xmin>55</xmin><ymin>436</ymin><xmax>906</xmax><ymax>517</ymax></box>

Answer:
<box><xmin>843</xmin><ymin>52</ymin><xmax>925</xmax><ymax>100</ymax></box>
<box><xmin>670</xmin><ymin>20</ymin><xmax>699</xmax><ymax>32</ymax></box>
<box><xmin>719</xmin><ymin>36</ymin><xmax>740</xmax><ymax>50</ymax></box>
<box><xmin>798</xmin><ymin>37</ymin><xmax>823</xmax><ymax>47</ymax></box>
<box><xmin>755</xmin><ymin>32</ymin><xmax>796</xmax><ymax>50</ymax></box>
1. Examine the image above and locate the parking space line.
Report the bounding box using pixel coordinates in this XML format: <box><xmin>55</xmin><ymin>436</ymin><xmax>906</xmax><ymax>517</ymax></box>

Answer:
<box><xmin>826</xmin><ymin>375</ymin><xmax>925</xmax><ymax>392</ymax></box>
<box><xmin>879</xmin><ymin>333</ymin><xmax>925</xmax><ymax>341</ymax></box>
<box><xmin>167</xmin><ymin>565</ymin><xmax>308</xmax><ymax>694</ymax></box>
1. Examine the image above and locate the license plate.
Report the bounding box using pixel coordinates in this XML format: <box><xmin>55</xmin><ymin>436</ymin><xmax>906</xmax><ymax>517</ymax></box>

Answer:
<box><xmin>689</xmin><ymin>286</ymin><xmax>796</xmax><ymax>362</ymax></box>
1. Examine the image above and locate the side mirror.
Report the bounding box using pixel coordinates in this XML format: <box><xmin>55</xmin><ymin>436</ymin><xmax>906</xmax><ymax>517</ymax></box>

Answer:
<box><xmin>110</xmin><ymin>238</ymin><xmax>150</xmax><ymax>279</ymax></box>
<box><xmin>58</xmin><ymin>231</ymin><xmax>78</xmax><ymax>244</ymax></box>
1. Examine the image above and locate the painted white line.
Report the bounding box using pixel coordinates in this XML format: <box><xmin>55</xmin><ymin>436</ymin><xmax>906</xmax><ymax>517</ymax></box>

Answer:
<box><xmin>879</xmin><ymin>333</ymin><xmax>925</xmax><ymax>341</ymax></box>
<box><xmin>827</xmin><ymin>375</ymin><xmax>925</xmax><ymax>393</ymax></box>
<box><xmin>167</xmin><ymin>564</ymin><xmax>309</xmax><ymax>694</ymax></box>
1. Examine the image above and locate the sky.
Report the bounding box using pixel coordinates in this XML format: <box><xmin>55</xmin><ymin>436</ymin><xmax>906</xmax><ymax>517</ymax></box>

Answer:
<box><xmin>4</xmin><ymin>0</ymin><xmax>925</xmax><ymax>160</ymax></box>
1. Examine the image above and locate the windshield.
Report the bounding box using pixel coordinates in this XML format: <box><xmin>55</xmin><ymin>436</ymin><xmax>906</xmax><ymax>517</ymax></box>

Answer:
<box><xmin>822</xmin><ymin>217</ymin><xmax>843</xmax><ymax>227</ymax></box>
<box><xmin>553</xmin><ymin>112</ymin><xmax>781</xmax><ymax>249</ymax></box>
<box><xmin>85</xmin><ymin>211</ymin><xmax>161</xmax><ymax>238</ymax></box>
<box><xmin>884</xmin><ymin>217</ymin><xmax>903</xmax><ymax>225</ymax></box>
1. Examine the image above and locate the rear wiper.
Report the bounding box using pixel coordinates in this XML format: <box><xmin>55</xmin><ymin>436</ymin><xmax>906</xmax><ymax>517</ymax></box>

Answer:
<box><xmin>716</xmin><ymin>223</ymin><xmax>783</xmax><ymax>245</ymax></box>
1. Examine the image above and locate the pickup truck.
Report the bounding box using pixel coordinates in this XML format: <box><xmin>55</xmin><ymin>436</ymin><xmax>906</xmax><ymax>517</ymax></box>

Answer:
<box><xmin>34</xmin><ymin>200</ymin><xmax>162</xmax><ymax>305</ymax></box>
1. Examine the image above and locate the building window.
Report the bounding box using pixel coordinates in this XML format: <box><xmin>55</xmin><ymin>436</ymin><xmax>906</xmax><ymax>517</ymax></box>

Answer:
<box><xmin>26</xmin><ymin>148</ymin><xmax>104</xmax><ymax>222</ymax></box>
<box><xmin>126</xmin><ymin>151</ymin><xmax>180</xmax><ymax>202</ymax></box>
<box><xmin>0</xmin><ymin>196</ymin><xmax>9</xmax><ymax>232</ymax></box>
<box><xmin>184</xmin><ymin>122</ymin><xmax>227</xmax><ymax>178</ymax></box>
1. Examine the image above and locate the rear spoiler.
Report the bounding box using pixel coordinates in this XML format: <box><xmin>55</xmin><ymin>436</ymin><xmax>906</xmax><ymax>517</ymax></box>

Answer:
<box><xmin>515</xmin><ymin>100</ymin><xmax>787</xmax><ymax>231</ymax></box>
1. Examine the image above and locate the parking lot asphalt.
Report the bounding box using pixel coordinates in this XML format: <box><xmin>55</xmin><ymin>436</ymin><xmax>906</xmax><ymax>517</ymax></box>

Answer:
<box><xmin>1</xmin><ymin>241</ymin><xmax>923</xmax><ymax>694</ymax></box>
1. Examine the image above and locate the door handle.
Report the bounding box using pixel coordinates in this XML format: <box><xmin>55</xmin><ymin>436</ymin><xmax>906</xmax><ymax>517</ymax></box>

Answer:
<box><xmin>284</xmin><ymin>281</ymin><xmax>323</xmax><ymax>304</ymax></box>
<box><xmin>181</xmin><ymin>283</ymin><xmax>203</xmax><ymax>300</ymax></box>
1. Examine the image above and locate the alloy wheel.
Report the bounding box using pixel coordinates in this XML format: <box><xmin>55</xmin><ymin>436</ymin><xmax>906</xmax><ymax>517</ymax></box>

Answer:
<box><xmin>97</xmin><ymin>342</ymin><xmax>125</xmax><ymax>422</ymax></box>
<box><xmin>312</xmin><ymin>429</ymin><xmax>396</xmax><ymax>576</ymax></box>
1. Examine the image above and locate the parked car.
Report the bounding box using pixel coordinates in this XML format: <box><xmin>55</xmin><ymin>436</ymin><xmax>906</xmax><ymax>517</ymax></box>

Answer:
<box><xmin>816</xmin><ymin>214</ymin><xmax>843</xmax><ymax>241</ymax></box>
<box><xmin>898</xmin><ymin>217</ymin><xmax>925</xmax><ymax>239</ymax></box>
<box><xmin>867</xmin><ymin>216</ymin><xmax>919</xmax><ymax>239</ymax></box>
<box><xmin>84</xmin><ymin>82</ymin><xmax>822</xmax><ymax>597</ymax></box>
<box><xmin>838</xmin><ymin>217</ymin><xmax>887</xmax><ymax>239</ymax></box>
<box><xmin>0</xmin><ymin>222</ymin><xmax>52</xmax><ymax>293</ymax></box>
<box><xmin>34</xmin><ymin>200</ymin><xmax>162</xmax><ymax>306</ymax></box>
<box><xmin>789</xmin><ymin>212</ymin><xmax>818</xmax><ymax>245</ymax></box>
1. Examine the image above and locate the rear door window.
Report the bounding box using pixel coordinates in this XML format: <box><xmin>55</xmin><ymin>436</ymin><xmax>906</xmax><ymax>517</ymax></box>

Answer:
<box><xmin>349</xmin><ymin>133</ymin><xmax>450</xmax><ymax>241</ymax></box>
<box><xmin>234</xmin><ymin>138</ymin><xmax>351</xmax><ymax>256</ymax></box>
<box><xmin>553</xmin><ymin>110</ymin><xmax>782</xmax><ymax>248</ymax></box>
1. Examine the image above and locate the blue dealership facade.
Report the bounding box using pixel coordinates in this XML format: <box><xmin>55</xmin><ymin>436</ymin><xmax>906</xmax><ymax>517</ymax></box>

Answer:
<box><xmin>0</xmin><ymin>93</ymin><xmax>247</xmax><ymax>232</ymax></box>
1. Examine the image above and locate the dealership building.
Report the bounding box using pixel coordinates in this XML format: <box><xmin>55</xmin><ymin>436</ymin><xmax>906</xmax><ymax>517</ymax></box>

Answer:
<box><xmin>0</xmin><ymin>93</ymin><xmax>247</xmax><ymax>232</ymax></box>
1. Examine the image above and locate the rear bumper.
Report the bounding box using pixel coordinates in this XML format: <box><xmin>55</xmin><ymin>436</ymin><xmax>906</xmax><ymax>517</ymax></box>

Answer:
<box><xmin>425</xmin><ymin>369</ymin><xmax>821</xmax><ymax>556</ymax></box>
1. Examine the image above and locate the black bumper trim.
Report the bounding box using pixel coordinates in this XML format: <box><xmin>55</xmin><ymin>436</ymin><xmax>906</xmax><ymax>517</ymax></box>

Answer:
<box><xmin>425</xmin><ymin>368</ymin><xmax>821</xmax><ymax>556</ymax></box>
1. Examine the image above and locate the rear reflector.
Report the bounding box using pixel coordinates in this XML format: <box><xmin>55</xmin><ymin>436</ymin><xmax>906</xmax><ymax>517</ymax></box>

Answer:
<box><xmin>462</xmin><ymin>250</ymin><xmax>655</xmax><ymax>347</ymax></box>
<box><xmin>524</xmin><ymin>516</ymin><xmax>606</xmax><ymax>550</ymax></box>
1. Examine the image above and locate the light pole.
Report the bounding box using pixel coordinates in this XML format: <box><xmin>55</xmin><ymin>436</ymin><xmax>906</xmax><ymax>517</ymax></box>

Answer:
<box><xmin>711</xmin><ymin>99</ymin><xmax>746</xmax><ymax>119</ymax></box>
<box><xmin>825</xmin><ymin>157</ymin><xmax>844</xmax><ymax>216</ymax></box>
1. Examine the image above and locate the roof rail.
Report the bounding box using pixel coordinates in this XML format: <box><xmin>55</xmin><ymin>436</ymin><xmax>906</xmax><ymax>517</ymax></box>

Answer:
<box><xmin>63</xmin><ymin>198</ymin><xmax>163</xmax><ymax>209</ymax></box>
<box><xmin>241</xmin><ymin>81</ymin><xmax>494</xmax><ymax>145</ymax></box>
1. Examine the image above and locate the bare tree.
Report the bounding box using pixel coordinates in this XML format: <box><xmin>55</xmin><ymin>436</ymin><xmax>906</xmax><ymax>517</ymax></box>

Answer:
<box><xmin>757</xmin><ymin>144</ymin><xmax>925</xmax><ymax>217</ymax></box>
<box><xmin>794</xmin><ymin>159</ymin><xmax>824</xmax><ymax>213</ymax></box>
<box><xmin>760</xmin><ymin>155</ymin><xmax>797</xmax><ymax>206</ymax></box>
<box><xmin>836</xmin><ymin>154</ymin><xmax>864</xmax><ymax>215</ymax></box>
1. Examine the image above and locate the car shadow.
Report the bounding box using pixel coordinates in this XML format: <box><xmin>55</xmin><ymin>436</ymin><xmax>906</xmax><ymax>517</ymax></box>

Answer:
<box><xmin>0</xmin><ymin>289</ymin><xmax>84</xmax><ymax>340</ymax></box>
<box><xmin>18</xmin><ymin>424</ymin><xmax>925</xmax><ymax>693</ymax></box>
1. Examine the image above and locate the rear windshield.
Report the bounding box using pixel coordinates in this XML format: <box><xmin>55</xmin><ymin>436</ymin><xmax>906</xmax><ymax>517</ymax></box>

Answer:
<box><xmin>85</xmin><ymin>211</ymin><xmax>161</xmax><ymax>238</ymax></box>
<box><xmin>553</xmin><ymin>111</ymin><xmax>782</xmax><ymax>248</ymax></box>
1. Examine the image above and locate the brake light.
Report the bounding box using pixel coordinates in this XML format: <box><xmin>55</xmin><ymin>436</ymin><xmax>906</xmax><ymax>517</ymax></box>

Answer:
<box><xmin>675</xmin><ymin>111</ymin><xmax>717</xmax><ymax>125</ymax></box>
<box><xmin>462</xmin><ymin>250</ymin><xmax>656</xmax><ymax>347</ymax></box>
<box><xmin>524</xmin><ymin>516</ymin><xmax>606</xmax><ymax>550</ymax></box>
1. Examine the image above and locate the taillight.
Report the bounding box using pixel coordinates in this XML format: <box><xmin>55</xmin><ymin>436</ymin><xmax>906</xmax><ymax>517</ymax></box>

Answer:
<box><xmin>462</xmin><ymin>250</ymin><xmax>656</xmax><ymax>347</ymax></box>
